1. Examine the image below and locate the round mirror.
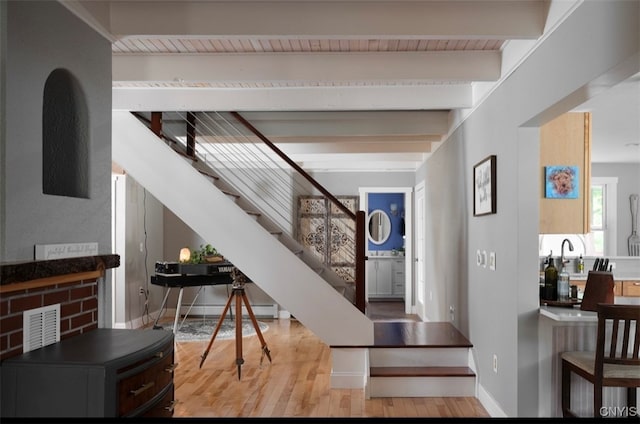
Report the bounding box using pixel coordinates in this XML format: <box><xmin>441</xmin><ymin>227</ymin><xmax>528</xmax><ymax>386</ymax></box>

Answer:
<box><xmin>367</xmin><ymin>209</ymin><xmax>391</xmax><ymax>245</ymax></box>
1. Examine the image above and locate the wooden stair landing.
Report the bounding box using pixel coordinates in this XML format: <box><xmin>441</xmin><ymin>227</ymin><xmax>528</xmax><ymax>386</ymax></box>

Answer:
<box><xmin>373</xmin><ymin>321</ymin><xmax>472</xmax><ymax>348</ymax></box>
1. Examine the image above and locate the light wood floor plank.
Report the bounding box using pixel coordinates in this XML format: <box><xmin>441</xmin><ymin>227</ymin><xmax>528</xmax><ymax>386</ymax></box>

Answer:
<box><xmin>161</xmin><ymin>317</ymin><xmax>489</xmax><ymax>418</ymax></box>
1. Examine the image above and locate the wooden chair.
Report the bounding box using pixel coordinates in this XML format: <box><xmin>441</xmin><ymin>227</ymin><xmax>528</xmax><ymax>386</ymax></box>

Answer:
<box><xmin>561</xmin><ymin>303</ymin><xmax>640</xmax><ymax>417</ymax></box>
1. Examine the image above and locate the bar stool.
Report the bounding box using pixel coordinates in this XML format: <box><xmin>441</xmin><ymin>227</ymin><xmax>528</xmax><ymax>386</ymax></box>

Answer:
<box><xmin>561</xmin><ymin>303</ymin><xmax>640</xmax><ymax>417</ymax></box>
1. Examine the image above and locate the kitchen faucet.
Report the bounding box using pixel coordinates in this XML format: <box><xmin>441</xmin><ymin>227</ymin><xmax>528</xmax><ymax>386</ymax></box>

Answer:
<box><xmin>560</xmin><ymin>238</ymin><xmax>574</xmax><ymax>272</ymax></box>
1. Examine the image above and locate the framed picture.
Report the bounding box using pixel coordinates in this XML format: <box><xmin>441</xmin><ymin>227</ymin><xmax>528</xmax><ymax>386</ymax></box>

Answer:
<box><xmin>545</xmin><ymin>165</ymin><xmax>579</xmax><ymax>199</ymax></box>
<box><xmin>473</xmin><ymin>155</ymin><xmax>497</xmax><ymax>216</ymax></box>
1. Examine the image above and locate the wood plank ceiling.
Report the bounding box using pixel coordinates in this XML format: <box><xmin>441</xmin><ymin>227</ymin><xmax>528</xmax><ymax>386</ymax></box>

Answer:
<box><xmin>66</xmin><ymin>0</ymin><xmax>552</xmax><ymax>170</ymax></box>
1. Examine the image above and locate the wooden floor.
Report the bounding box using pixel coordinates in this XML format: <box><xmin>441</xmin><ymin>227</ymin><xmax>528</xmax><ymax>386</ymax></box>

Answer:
<box><xmin>165</xmin><ymin>301</ymin><xmax>489</xmax><ymax>418</ymax></box>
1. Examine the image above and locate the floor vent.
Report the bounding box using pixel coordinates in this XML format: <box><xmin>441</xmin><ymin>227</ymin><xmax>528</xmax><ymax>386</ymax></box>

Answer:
<box><xmin>23</xmin><ymin>304</ymin><xmax>60</xmax><ymax>353</ymax></box>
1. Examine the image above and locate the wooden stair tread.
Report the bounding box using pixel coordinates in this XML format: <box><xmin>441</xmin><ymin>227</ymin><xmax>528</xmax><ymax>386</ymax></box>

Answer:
<box><xmin>370</xmin><ymin>366</ymin><xmax>475</xmax><ymax>378</ymax></box>
<box><xmin>221</xmin><ymin>190</ymin><xmax>240</xmax><ymax>198</ymax></box>
<box><xmin>372</xmin><ymin>322</ymin><xmax>473</xmax><ymax>348</ymax></box>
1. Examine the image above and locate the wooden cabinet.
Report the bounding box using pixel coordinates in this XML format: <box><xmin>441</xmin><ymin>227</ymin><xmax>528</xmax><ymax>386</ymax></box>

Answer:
<box><xmin>1</xmin><ymin>329</ymin><xmax>174</xmax><ymax>418</ymax></box>
<box><xmin>621</xmin><ymin>281</ymin><xmax>640</xmax><ymax>297</ymax></box>
<box><xmin>539</xmin><ymin>112</ymin><xmax>591</xmax><ymax>234</ymax></box>
<box><xmin>572</xmin><ymin>279</ymin><xmax>622</xmax><ymax>298</ymax></box>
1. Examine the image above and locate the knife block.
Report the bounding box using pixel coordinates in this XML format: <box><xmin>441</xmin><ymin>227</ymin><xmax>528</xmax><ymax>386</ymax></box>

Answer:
<box><xmin>580</xmin><ymin>271</ymin><xmax>615</xmax><ymax>311</ymax></box>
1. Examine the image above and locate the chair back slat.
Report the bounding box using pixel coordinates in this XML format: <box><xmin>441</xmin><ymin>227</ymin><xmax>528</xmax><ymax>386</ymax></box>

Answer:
<box><xmin>634</xmin><ymin>323</ymin><xmax>640</xmax><ymax>358</ymax></box>
<box><xmin>621</xmin><ymin>319</ymin><xmax>630</xmax><ymax>359</ymax></box>
<box><xmin>596</xmin><ymin>304</ymin><xmax>640</xmax><ymax>367</ymax></box>
<box><xmin>609</xmin><ymin>319</ymin><xmax>619</xmax><ymax>359</ymax></box>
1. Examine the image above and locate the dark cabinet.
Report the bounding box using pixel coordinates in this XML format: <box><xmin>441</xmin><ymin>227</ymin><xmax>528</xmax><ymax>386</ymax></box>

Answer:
<box><xmin>1</xmin><ymin>328</ymin><xmax>174</xmax><ymax>417</ymax></box>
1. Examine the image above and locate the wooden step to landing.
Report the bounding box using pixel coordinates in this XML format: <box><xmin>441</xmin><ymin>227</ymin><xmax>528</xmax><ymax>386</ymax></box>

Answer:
<box><xmin>367</xmin><ymin>321</ymin><xmax>476</xmax><ymax>398</ymax></box>
<box><xmin>370</xmin><ymin>366</ymin><xmax>475</xmax><ymax>378</ymax></box>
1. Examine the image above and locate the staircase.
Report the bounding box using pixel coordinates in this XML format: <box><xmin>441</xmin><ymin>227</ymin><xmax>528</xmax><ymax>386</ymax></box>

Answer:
<box><xmin>366</xmin><ymin>322</ymin><xmax>476</xmax><ymax>398</ymax></box>
<box><xmin>112</xmin><ymin>110</ymin><xmax>373</xmax><ymax>347</ymax></box>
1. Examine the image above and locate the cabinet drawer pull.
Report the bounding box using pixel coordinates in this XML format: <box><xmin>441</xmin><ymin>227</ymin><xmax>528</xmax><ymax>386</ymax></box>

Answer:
<box><xmin>164</xmin><ymin>400</ymin><xmax>177</xmax><ymax>412</ymax></box>
<box><xmin>633</xmin><ymin>282</ymin><xmax>640</xmax><ymax>286</ymax></box>
<box><xmin>130</xmin><ymin>381</ymin><xmax>155</xmax><ymax>396</ymax></box>
<box><xmin>165</xmin><ymin>363</ymin><xmax>178</xmax><ymax>372</ymax></box>
<box><xmin>155</xmin><ymin>351</ymin><xmax>164</xmax><ymax>358</ymax></box>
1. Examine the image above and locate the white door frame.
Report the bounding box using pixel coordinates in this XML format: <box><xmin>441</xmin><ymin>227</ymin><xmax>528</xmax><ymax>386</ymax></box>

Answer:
<box><xmin>359</xmin><ymin>186</ymin><xmax>413</xmax><ymax>314</ymax></box>
<box><xmin>414</xmin><ymin>181</ymin><xmax>426</xmax><ymax>320</ymax></box>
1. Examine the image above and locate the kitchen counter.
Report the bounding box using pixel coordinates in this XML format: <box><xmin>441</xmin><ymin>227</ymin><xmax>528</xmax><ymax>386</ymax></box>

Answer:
<box><xmin>566</xmin><ymin>272</ymin><xmax>640</xmax><ymax>280</ymax></box>
<box><xmin>539</xmin><ymin>305</ymin><xmax>597</xmax><ymax>322</ymax></box>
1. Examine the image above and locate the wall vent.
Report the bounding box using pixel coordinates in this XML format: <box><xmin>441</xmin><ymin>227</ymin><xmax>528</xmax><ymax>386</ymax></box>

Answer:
<box><xmin>23</xmin><ymin>304</ymin><xmax>60</xmax><ymax>353</ymax></box>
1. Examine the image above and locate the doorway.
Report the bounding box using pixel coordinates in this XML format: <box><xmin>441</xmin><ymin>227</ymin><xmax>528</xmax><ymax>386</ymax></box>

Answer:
<box><xmin>359</xmin><ymin>187</ymin><xmax>413</xmax><ymax>314</ymax></box>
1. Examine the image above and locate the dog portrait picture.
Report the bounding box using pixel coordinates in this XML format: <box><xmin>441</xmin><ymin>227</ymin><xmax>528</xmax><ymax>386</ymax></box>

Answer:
<box><xmin>545</xmin><ymin>166</ymin><xmax>579</xmax><ymax>199</ymax></box>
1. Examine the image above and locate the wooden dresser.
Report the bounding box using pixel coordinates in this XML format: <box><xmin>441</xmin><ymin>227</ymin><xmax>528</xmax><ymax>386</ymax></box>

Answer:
<box><xmin>1</xmin><ymin>329</ymin><xmax>175</xmax><ymax>417</ymax></box>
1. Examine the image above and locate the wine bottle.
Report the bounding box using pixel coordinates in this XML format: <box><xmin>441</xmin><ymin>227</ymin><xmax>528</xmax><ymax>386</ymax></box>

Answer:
<box><xmin>544</xmin><ymin>256</ymin><xmax>558</xmax><ymax>301</ymax></box>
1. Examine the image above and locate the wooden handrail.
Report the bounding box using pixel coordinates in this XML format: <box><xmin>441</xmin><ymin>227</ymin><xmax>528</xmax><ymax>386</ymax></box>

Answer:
<box><xmin>355</xmin><ymin>211</ymin><xmax>366</xmax><ymax>313</ymax></box>
<box><xmin>230</xmin><ymin>112</ymin><xmax>356</xmax><ymax>220</ymax></box>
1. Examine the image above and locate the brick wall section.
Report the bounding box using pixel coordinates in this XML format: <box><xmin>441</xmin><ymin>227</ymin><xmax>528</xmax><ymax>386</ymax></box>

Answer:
<box><xmin>0</xmin><ymin>277</ymin><xmax>99</xmax><ymax>361</ymax></box>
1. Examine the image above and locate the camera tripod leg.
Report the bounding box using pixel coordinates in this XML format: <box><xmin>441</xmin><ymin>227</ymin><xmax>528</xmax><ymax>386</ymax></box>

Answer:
<box><xmin>241</xmin><ymin>291</ymin><xmax>271</xmax><ymax>364</ymax></box>
<box><xmin>235</xmin><ymin>287</ymin><xmax>244</xmax><ymax>379</ymax></box>
<box><xmin>199</xmin><ymin>290</ymin><xmax>235</xmax><ymax>369</ymax></box>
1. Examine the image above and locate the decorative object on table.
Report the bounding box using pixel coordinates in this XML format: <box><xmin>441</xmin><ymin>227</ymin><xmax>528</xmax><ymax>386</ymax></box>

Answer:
<box><xmin>544</xmin><ymin>165</ymin><xmax>579</xmax><ymax>199</ymax></box>
<box><xmin>180</xmin><ymin>244</ymin><xmax>224</xmax><ymax>264</ymax></box>
<box><xmin>473</xmin><ymin>155</ymin><xmax>497</xmax><ymax>216</ymax></box>
<box><xmin>628</xmin><ymin>193</ymin><xmax>639</xmax><ymax>256</ymax></box>
<box><xmin>580</xmin><ymin>271</ymin><xmax>615</xmax><ymax>312</ymax></box>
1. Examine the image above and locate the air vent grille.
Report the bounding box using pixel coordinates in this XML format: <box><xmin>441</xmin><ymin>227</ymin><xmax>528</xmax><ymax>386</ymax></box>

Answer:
<box><xmin>23</xmin><ymin>304</ymin><xmax>60</xmax><ymax>353</ymax></box>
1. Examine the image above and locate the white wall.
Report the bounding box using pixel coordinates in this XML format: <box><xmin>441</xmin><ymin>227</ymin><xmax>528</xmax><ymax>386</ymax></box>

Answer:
<box><xmin>592</xmin><ymin>163</ymin><xmax>640</xmax><ymax>256</ymax></box>
<box><xmin>415</xmin><ymin>1</ymin><xmax>639</xmax><ymax>417</ymax></box>
<box><xmin>2</xmin><ymin>1</ymin><xmax>112</xmax><ymax>261</ymax></box>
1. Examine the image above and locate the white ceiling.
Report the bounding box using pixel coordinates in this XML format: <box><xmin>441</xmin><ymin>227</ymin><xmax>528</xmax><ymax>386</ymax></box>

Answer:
<box><xmin>64</xmin><ymin>0</ymin><xmax>639</xmax><ymax>170</ymax></box>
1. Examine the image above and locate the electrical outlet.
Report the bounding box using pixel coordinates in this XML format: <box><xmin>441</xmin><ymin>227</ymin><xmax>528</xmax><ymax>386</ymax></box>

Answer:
<box><xmin>139</xmin><ymin>286</ymin><xmax>145</xmax><ymax>296</ymax></box>
<box><xmin>489</xmin><ymin>252</ymin><xmax>496</xmax><ymax>271</ymax></box>
<box><xmin>492</xmin><ymin>354</ymin><xmax>498</xmax><ymax>373</ymax></box>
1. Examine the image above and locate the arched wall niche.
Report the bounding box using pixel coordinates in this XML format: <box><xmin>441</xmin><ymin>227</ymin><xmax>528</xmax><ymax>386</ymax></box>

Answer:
<box><xmin>42</xmin><ymin>68</ymin><xmax>89</xmax><ymax>198</ymax></box>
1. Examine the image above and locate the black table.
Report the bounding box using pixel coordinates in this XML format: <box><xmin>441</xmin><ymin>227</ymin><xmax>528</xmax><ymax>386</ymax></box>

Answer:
<box><xmin>150</xmin><ymin>261</ymin><xmax>249</xmax><ymax>334</ymax></box>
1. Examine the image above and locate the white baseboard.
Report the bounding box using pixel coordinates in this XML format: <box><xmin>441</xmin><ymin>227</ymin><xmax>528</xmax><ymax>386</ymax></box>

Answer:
<box><xmin>180</xmin><ymin>303</ymin><xmax>278</xmax><ymax>319</ymax></box>
<box><xmin>330</xmin><ymin>372</ymin><xmax>367</xmax><ymax>389</ymax></box>
<box><xmin>478</xmin><ymin>383</ymin><xmax>508</xmax><ymax>418</ymax></box>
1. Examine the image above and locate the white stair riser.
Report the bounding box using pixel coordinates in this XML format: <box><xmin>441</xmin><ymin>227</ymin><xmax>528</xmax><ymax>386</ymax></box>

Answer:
<box><xmin>369</xmin><ymin>376</ymin><xmax>475</xmax><ymax>398</ymax></box>
<box><xmin>370</xmin><ymin>348</ymin><xmax>469</xmax><ymax>367</ymax></box>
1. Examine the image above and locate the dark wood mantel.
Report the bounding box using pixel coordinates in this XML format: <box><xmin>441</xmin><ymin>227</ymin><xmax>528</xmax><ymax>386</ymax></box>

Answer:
<box><xmin>0</xmin><ymin>254</ymin><xmax>120</xmax><ymax>293</ymax></box>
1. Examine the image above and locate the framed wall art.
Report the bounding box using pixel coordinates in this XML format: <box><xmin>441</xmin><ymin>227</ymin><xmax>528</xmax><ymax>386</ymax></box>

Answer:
<box><xmin>473</xmin><ymin>155</ymin><xmax>497</xmax><ymax>216</ymax></box>
<box><xmin>545</xmin><ymin>165</ymin><xmax>579</xmax><ymax>199</ymax></box>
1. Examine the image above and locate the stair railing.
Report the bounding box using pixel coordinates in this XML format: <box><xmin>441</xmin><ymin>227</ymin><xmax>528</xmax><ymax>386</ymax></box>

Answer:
<box><xmin>136</xmin><ymin>111</ymin><xmax>366</xmax><ymax>312</ymax></box>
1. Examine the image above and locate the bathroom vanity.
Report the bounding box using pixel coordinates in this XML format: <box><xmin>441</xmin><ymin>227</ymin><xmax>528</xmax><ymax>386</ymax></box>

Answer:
<box><xmin>367</xmin><ymin>256</ymin><xmax>405</xmax><ymax>299</ymax></box>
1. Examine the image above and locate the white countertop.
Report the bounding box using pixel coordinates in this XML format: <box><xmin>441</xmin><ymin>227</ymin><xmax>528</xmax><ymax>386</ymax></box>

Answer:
<box><xmin>540</xmin><ymin>297</ymin><xmax>640</xmax><ymax>322</ymax></box>
<box><xmin>539</xmin><ymin>305</ymin><xmax>598</xmax><ymax>322</ymax></box>
<box><xmin>564</xmin><ymin>272</ymin><xmax>640</xmax><ymax>280</ymax></box>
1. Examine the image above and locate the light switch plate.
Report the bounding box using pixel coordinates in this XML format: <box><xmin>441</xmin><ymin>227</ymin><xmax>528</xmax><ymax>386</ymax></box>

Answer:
<box><xmin>489</xmin><ymin>252</ymin><xmax>496</xmax><ymax>270</ymax></box>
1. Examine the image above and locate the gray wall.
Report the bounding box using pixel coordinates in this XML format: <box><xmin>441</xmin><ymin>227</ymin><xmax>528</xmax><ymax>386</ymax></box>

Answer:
<box><xmin>592</xmin><ymin>163</ymin><xmax>640</xmax><ymax>256</ymax></box>
<box><xmin>2</xmin><ymin>1</ymin><xmax>112</xmax><ymax>261</ymax></box>
<box><xmin>415</xmin><ymin>1</ymin><xmax>638</xmax><ymax>416</ymax></box>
